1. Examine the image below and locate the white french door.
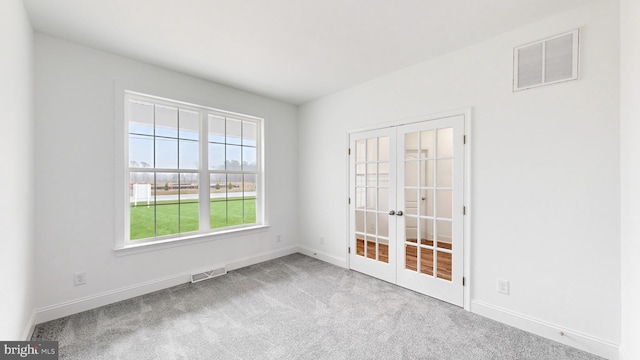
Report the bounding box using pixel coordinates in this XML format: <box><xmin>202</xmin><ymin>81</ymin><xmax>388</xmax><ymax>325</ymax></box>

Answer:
<box><xmin>349</xmin><ymin>115</ymin><xmax>465</xmax><ymax>306</ymax></box>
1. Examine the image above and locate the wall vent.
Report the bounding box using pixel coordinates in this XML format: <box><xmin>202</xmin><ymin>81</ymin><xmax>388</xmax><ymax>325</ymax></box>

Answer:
<box><xmin>191</xmin><ymin>266</ymin><xmax>227</xmax><ymax>283</ymax></box>
<box><xmin>513</xmin><ymin>29</ymin><xmax>579</xmax><ymax>91</ymax></box>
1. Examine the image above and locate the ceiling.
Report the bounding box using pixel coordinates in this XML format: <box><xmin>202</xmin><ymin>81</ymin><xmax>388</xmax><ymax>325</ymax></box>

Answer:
<box><xmin>24</xmin><ymin>0</ymin><xmax>592</xmax><ymax>105</ymax></box>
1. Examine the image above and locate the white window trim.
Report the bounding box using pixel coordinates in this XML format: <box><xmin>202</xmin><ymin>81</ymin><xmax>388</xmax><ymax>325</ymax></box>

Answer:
<box><xmin>114</xmin><ymin>88</ymin><xmax>266</xmax><ymax>252</ymax></box>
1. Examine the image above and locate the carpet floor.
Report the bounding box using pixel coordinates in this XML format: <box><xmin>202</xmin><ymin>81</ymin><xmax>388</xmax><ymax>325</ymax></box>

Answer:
<box><xmin>32</xmin><ymin>254</ymin><xmax>603</xmax><ymax>359</ymax></box>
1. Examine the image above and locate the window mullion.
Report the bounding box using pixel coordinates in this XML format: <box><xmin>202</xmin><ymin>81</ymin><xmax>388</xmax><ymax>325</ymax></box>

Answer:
<box><xmin>199</xmin><ymin>111</ymin><xmax>210</xmax><ymax>232</ymax></box>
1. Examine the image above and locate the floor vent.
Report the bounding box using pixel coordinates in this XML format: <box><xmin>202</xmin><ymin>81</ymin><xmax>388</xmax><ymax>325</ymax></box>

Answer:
<box><xmin>191</xmin><ymin>266</ymin><xmax>227</xmax><ymax>283</ymax></box>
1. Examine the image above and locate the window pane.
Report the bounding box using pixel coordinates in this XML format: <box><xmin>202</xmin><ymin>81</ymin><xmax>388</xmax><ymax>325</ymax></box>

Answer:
<box><xmin>405</xmin><ymin>216</ymin><xmax>417</xmax><ymax>243</ymax></box>
<box><xmin>405</xmin><ymin>188</ymin><xmax>418</xmax><ymax>215</ymax></box>
<box><xmin>436</xmin><ymin>220</ymin><xmax>452</xmax><ymax>243</ymax></box>
<box><xmin>155</xmin><ymin>204</ymin><xmax>179</xmax><ymax>237</ymax></box>
<box><xmin>436</xmin><ymin>251</ymin><xmax>452</xmax><ymax>281</ymax></box>
<box><xmin>208</xmin><ymin>143</ymin><xmax>225</xmax><ymax>170</ymax></box>
<box><xmin>208</xmin><ymin>115</ymin><xmax>225</xmax><ymax>143</ymax></box>
<box><xmin>378</xmin><ymin>137</ymin><xmax>389</xmax><ymax>162</ymax></box>
<box><xmin>156</xmin><ymin>137</ymin><xmax>178</xmax><ymax>169</ymax></box>
<box><xmin>405</xmin><ymin>161</ymin><xmax>418</xmax><ymax>187</ymax></box>
<box><xmin>227</xmin><ymin>174</ymin><xmax>242</xmax><ymax>195</ymax></box>
<box><xmin>243</xmin><ymin>146</ymin><xmax>257</xmax><ymax>170</ymax></box>
<box><xmin>436</xmin><ymin>159</ymin><xmax>453</xmax><ymax>187</ymax></box>
<box><xmin>226</xmin><ymin>145</ymin><xmax>242</xmax><ymax>170</ymax></box>
<box><xmin>421</xmin><ymin>160</ymin><xmax>434</xmax><ymax>187</ymax></box>
<box><xmin>180</xmin><ymin>202</ymin><xmax>199</xmax><ymax>233</ymax></box>
<box><xmin>405</xmin><ymin>245</ymin><xmax>417</xmax><ymax>271</ymax></box>
<box><xmin>421</xmin><ymin>130</ymin><xmax>434</xmax><ymax>158</ymax></box>
<box><xmin>155</xmin><ymin>105</ymin><xmax>178</xmax><ymax>138</ymax></box>
<box><xmin>179</xmin><ymin>173</ymin><xmax>199</xmax><ymax>203</ymax></box>
<box><xmin>356</xmin><ymin>140</ymin><xmax>366</xmax><ymax>162</ymax></box>
<box><xmin>378</xmin><ymin>212</ymin><xmax>388</xmax><ymax>238</ymax></box>
<box><xmin>227</xmin><ymin>199</ymin><xmax>243</xmax><ymax>226</ymax></box>
<box><xmin>355</xmin><ymin>164</ymin><xmax>366</xmax><ymax>188</ymax></box>
<box><xmin>437</xmin><ymin>128</ymin><xmax>453</xmax><ymax>157</ymax></box>
<box><xmin>129</xmin><ymin>101</ymin><xmax>154</xmax><ymax>135</ymax></box>
<box><xmin>243</xmin><ymin>199</ymin><xmax>256</xmax><ymax>224</ymax></box>
<box><xmin>420</xmin><ymin>189</ymin><xmax>434</xmax><ymax>217</ymax></box>
<box><xmin>420</xmin><ymin>248</ymin><xmax>434</xmax><ymax>276</ymax></box>
<box><xmin>436</xmin><ymin>190</ymin><xmax>452</xmax><ymax>219</ymax></box>
<box><xmin>355</xmin><ymin>210</ymin><xmax>364</xmax><ymax>233</ymax></box>
<box><xmin>244</xmin><ymin>174</ymin><xmax>257</xmax><ymax>196</ymax></box>
<box><xmin>210</xmin><ymin>174</ymin><xmax>227</xmax><ymax>229</ymax></box>
<box><xmin>129</xmin><ymin>134</ymin><xmax>154</xmax><ymax>168</ymax></box>
<box><xmin>367</xmin><ymin>138</ymin><xmax>377</xmax><ymax>162</ymax></box>
<box><xmin>156</xmin><ymin>172</ymin><xmax>178</xmax><ymax>204</ymax></box>
<box><xmin>378</xmin><ymin>188</ymin><xmax>388</xmax><ymax>212</ymax></box>
<box><xmin>227</xmin><ymin>118</ymin><xmax>242</xmax><ymax>145</ymax></box>
<box><xmin>367</xmin><ymin>163</ymin><xmax>377</xmax><ymax>186</ymax></box>
<box><xmin>210</xmin><ymin>199</ymin><xmax>227</xmax><ymax>229</ymax></box>
<box><xmin>366</xmin><ymin>188</ymin><xmax>377</xmax><ymax>210</ymax></box>
<box><xmin>420</xmin><ymin>218</ymin><xmax>434</xmax><ymax>246</ymax></box>
<box><xmin>130</xmin><ymin>172</ymin><xmax>154</xmax><ymax>203</ymax></box>
<box><xmin>179</xmin><ymin>109</ymin><xmax>199</xmax><ymax>140</ymax></box>
<box><xmin>179</xmin><ymin>172</ymin><xmax>199</xmax><ymax>233</ymax></box>
<box><xmin>405</xmin><ymin>132</ymin><xmax>418</xmax><ymax>160</ymax></box>
<box><xmin>179</xmin><ymin>140</ymin><xmax>199</xmax><ymax>170</ymax></box>
<box><xmin>243</xmin><ymin>121</ymin><xmax>257</xmax><ymax>147</ymax></box>
<box><xmin>378</xmin><ymin>162</ymin><xmax>389</xmax><ymax>187</ymax></box>
<box><xmin>210</xmin><ymin>174</ymin><xmax>227</xmax><ymax>198</ymax></box>
<box><xmin>130</xmin><ymin>203</ymin><xmax>154</xmax><ymax>240</ymax></box>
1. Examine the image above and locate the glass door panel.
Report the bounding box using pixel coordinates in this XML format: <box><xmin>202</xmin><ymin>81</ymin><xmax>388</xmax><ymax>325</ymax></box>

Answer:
<box><xmin>396</xmin><ymin>115</ymin><xmax>464</xmax><ymax>307</ymax></box>
<box><xmin>349</xmin><ymin>128</ymin><xmax>397</xmax><ymax>283</ymax></box>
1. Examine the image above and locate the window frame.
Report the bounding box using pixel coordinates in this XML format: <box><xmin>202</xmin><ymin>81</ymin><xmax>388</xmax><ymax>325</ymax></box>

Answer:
<box><xmin>121</xmin><ymin>90</ymin><xmax>265</xmax><ymax>249</ymax></box>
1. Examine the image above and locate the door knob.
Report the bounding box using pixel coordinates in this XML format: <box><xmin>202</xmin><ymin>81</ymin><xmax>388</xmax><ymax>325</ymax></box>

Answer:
<box><xmin>396</xmin><ymin>210</ymin><xmax>404</xmax><ymax>216</ymax></box>
<box><xmin>389</xmin><ymin>210</ymin><xmax>396</xmax><ymax>215</ymax></box>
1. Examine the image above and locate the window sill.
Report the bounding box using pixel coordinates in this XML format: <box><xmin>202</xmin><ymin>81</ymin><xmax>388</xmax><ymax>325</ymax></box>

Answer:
<box><xmin>114</xmin><ymin>225</ymin><xmax>270</xmax><ymax>256</ymax></box>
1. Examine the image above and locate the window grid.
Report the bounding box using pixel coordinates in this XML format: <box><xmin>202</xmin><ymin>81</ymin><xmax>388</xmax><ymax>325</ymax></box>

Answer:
<box><xmin>126</xmin><ymin>92</ymin><xmax>262</xmax><ymax>243</ymax></box>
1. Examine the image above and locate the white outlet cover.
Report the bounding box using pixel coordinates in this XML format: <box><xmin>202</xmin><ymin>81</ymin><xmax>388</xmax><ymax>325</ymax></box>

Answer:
<box><xmin>74</xmin><ymin>272</ymin><xmax>86</xmax><ymax>286</ymax></box>
<box><xmin>497</xmin><ymin>280</ymin><xmax>510</xmax><ymax>295</ymax></box>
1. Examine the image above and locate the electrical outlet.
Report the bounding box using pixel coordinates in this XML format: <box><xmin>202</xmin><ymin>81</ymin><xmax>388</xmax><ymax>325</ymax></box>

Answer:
<box><xmin>276</xmin><ymin>234</ymin><xmax>282</xmax><ymax>242</ymax></box>
<box><xmin>320</xmin><ymin>236</ymin><xmax>325</xmax><ymax>244</ymax></box>
<box><xmin>74</xmin><ymin>272</ymin><xmax>86</xmax><ymax>286</ymax></box>
<box><xmin>497</xmin><ymin>280</ymin><xmax>510</xmax><ymax>295</ymax></box>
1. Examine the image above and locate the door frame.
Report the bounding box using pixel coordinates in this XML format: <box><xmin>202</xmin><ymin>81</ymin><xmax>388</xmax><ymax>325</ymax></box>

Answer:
<box><xmin>345</xmin><ymin>107</ymin><xmax>472</xmax><ymax>311</ymax></box>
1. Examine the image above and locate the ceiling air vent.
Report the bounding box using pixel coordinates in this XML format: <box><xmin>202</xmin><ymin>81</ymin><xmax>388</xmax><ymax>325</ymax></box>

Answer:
<box><xmin>513</xmin><ymin>29</ymin><xmax>579</xmax><ymax>91</ymax></box>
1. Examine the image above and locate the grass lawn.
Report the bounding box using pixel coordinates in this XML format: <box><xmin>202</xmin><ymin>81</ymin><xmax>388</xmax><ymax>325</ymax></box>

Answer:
<box><xmin>130</xmin><ymin>197</ymin><xmax>256</xmax><ymax>240</ymax></box>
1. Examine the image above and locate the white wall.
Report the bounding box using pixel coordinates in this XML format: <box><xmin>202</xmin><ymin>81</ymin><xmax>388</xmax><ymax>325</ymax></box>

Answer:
<box><xmin>0</xmin><ymin>0</ymin><xmax>35</xmax><ymax>340</ymax></box>
<box><xmin>34</xmin><ymin>34</ymin><xmax>298</xmax><ymax>318</ymax></box>
<box><xmin>298</xmin><ymin>0</ymin><xmax>619</xmax><ymax>356</ymax></box>
<box><xmin>620</xmin><ymin>0</ymin><xmax>640</xmax><ymax>358</ymax></box>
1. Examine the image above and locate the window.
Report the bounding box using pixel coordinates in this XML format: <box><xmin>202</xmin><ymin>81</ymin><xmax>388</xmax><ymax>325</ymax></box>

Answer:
<box><xmin>125</xmin><ymin>91</ymin><xmax>263</xmax><ymax>244</ymax></box>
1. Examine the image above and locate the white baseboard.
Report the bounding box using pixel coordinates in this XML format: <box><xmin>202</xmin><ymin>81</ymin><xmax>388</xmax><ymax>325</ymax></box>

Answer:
<box><xmin>34</xmin><ymin>246</ymin><xmax>298</xmax><ymax>325</ymax></box>
<box><xmin>296</xmin><ymin>246</ymin><xmax>347</xmax><ymax>268</ymax></box>
<box><xmin>22</xmin><ymin>309</ymin><xmax>36</xmax><ymax>340</ymax></box>
<box><xmin>471</xmin><ymin>300</ymin><xmax>620</xmax><ymax>360</ymax></box>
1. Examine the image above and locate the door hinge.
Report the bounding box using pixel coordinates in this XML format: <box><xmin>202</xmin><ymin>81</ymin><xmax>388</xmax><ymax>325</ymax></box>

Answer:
<box><xmin>462</xmin><ymin>277</ymin><xmax>466</xmax><ymax>286</ymax></box>
<box><xmin>348</xmin><ymin>197</ymin><xmax>351</xmax><ymax>205</ymax></box>
<box><xmin>348</xmin><ymin>148</ymin><xmax>351</xmax><ymax>155</ymax></box>
<box><xmin>463</xmin><ymin>206</ymin><xmax>466</xmax><ymax>215</ymax></box>
<box><xmin>463</xmin><ymin>135</ymin><xmax>467</xmax><ymax>144</ymax></box>
<box><xmin>348</xmin><ymin>247</ymin><xmax>351</xmax><ymax>254</ymax></box>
